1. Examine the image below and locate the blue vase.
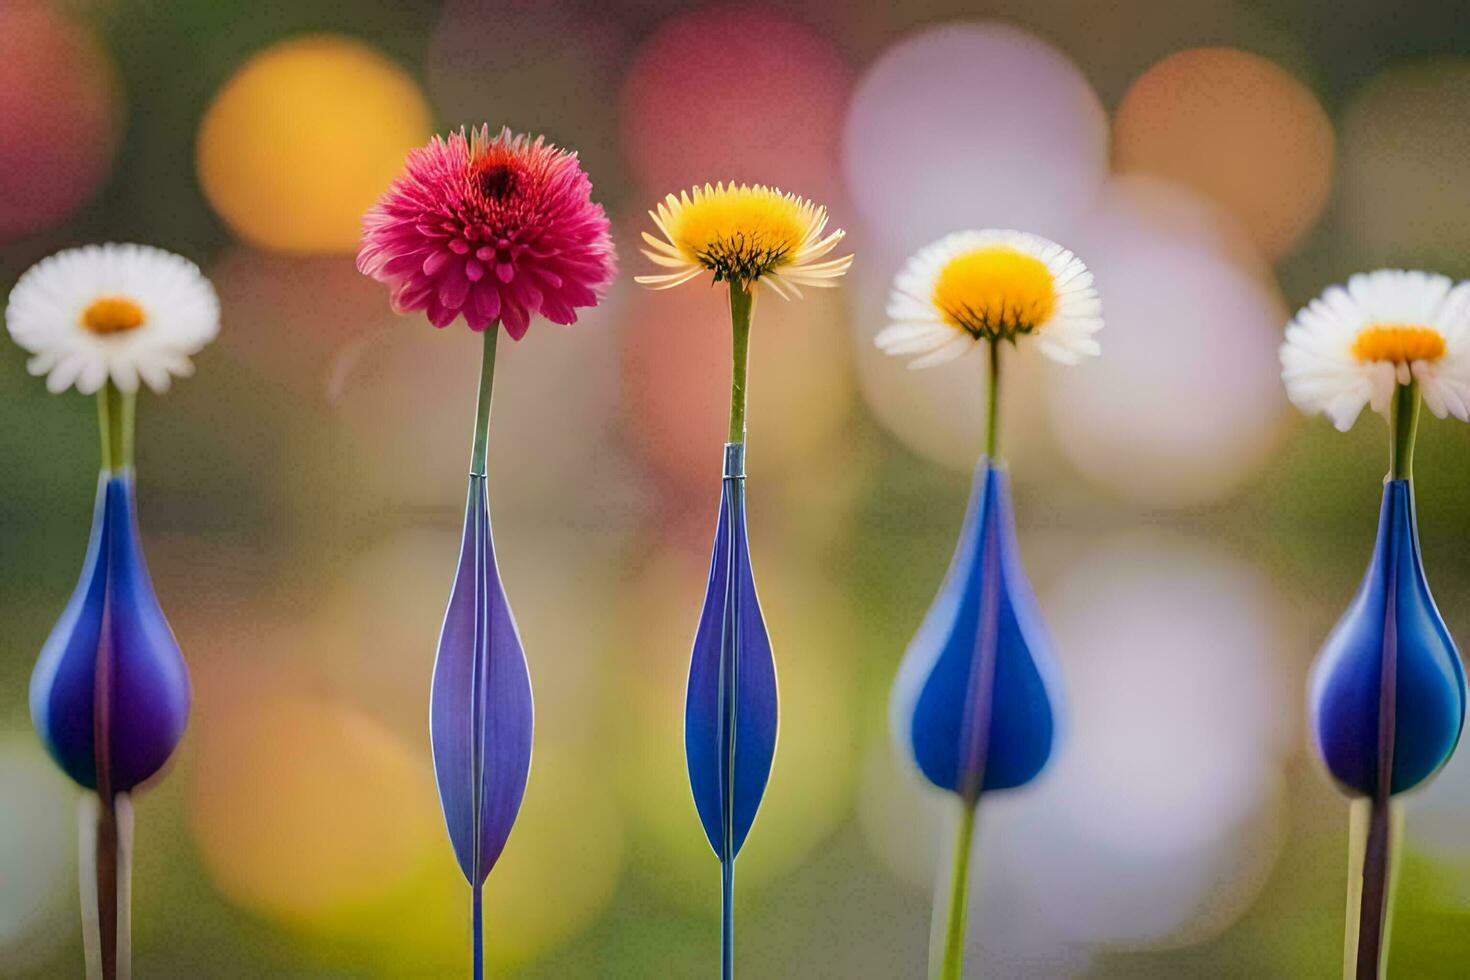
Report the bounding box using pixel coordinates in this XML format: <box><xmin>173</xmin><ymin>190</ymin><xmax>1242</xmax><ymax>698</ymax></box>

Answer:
<box><xmin>1311</xmin><ymin>479</ymin><xmax>1466</xmax><ymax>797</ymax></box>
<box><xmin>892</xmin><ymin>458</ymin><xmax>1062</xmax><ymax>803</ymax></box>
<box><xmin>30</xmin><ymin>472</ymin><xmax>190</xmax><ymax>795</ymax></box>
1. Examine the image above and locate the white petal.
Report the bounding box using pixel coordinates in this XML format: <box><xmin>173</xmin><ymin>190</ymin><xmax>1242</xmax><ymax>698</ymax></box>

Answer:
<box><xmin>906</xmin><ymin>334</ymin><xmax>976</xmax><ymax>369</ymax></box>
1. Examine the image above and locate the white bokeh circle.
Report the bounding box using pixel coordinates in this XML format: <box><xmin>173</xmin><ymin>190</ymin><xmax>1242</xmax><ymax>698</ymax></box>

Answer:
<box><xmin>843</xmin><ymin>22</ymin><xmax>1109</xmax><ymax>255</ymax></box>
<box><xmin>0</xmin><ymin>740</ymin><xmax>76</xmax><ymax>974</ymax></box>
<box><xmin>1046</xmin><ymin>176</ymin><xmax>1291</xmax><ymax>507</ymax></box>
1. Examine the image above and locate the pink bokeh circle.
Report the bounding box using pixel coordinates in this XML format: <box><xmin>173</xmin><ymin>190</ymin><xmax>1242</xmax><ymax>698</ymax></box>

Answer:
<box><xmin>0</xmin><ymin>3</ymin><xmax>124</xmax><ymax>239</ymax></box>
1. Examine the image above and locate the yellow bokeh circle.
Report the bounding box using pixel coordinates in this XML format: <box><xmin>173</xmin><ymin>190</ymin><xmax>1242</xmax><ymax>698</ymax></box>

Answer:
<box><xmin>187</xmin><ymin>688</ymin><xmax>443</xmax><ymax>929</ymax></box>
<box><xmin>197</xmin><ymin>35</ymin><xmax>431</xmax><ymax>253</ymax></box>
<box><xmin>185</xmin><ymin>654</ymin><xmax>624</xmax><ymax>971</ymax></box>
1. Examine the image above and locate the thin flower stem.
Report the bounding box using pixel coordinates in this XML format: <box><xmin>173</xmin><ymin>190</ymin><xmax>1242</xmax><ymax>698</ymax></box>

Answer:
<box><xmin>718</xmin><ymin>466</ymin><xmax>743</xmax><ymax>980</ymax></box>
<box><xmin>1388</xmin><ymin>380</ymin><xmax>1419</xmax><ymax>482</ymax></box>
<box><xmin>1345</xmin><ymin>798</ymin><xmax>1403</xmax><ymax>978</ymax></box>
<box><xmin>97</xmin><ymin>797</ymin><xmax>118</xmax><ymax>980</ymax></box>
<box><xmin>469</xmin><ymin>493</ymin><xmax>488</xmax><ymax>980</ymax></box>
<box><xmin>96</xmin><ymin>381</ymin><xmax>136</xmax><ymax>472</ymax></box>
<box><xmin>116</xmin><ymin>795</ymin><xmax>133</xmax><ymax>980</ymax></box>
<box><xmin>727</xmin><ymin>282</ymin><xmax>754</xmax><ymax>445</ymax></box>
<box><xmin>471</xmin><ymin>324</ymin><xmax>501</xmax><ymax>477</ymax></box>
<box><xmin>1356</xmin><ymin>798</ymin><xmax>1391</xmax><ymax>979</ymax></box>
<box><xmin>1356</xmin><ymin>382</ymin><xmax>1413</xmax><ymax>976</ymax></box>
<box><xmin>721</xmin><ymin>856</ymin><xmax>735</xmax><ymax>980</ymax></box>
<box><xmin>467</xmin><ymin>323</ymin><xmax>499</xmax><ymax>980</ymax></box>
<box><xmin>718</xmin><ymin>282</ymin><xmax>753</xmax><ymax>978</ymax></box>
<box><xmin>985</xmin><ymin>341</ymin><xmax>1001</xmax><ymax>460</ymax></box>
<box><xmin>79</xmin><ymin>793</ymin><xmax>133</xmax><ymax>980</ymax></box>
<box><xmin>472</xmin><ymin>883</ymin><xmax>484</xmax><ymax>980</ymax></box>
<box><xmin>89</xmin><ymin>385</ymin><xmax>133</xmax><ymax>979</ymax></box>
<box><xmin>936</xmin><ymin>800</ymin><xmax>977</xmax><ymax>980</ymax></box>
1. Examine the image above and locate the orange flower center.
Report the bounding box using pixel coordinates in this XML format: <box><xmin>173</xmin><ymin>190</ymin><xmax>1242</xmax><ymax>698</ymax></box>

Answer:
<box><xmin>932</xmin><ymin>246</ymin><xmax>1057</xmax><ymax>340</ymax></box>
<box><xmin>81</xmin><ymin>297</ymin><xmax>146</xmax><ymax>335</ymax></box>
<box><xmin>1350</xmin><ymin>324</ymin><xmax>1446</xmax><ymax>364</ymax></box>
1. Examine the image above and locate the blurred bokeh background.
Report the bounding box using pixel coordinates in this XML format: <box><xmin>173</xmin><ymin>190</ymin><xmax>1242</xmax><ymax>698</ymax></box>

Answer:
<box><xmin>3</xmin><ymin>0</ymin><xmax>1470</xmax><ymax>975</ymax></box>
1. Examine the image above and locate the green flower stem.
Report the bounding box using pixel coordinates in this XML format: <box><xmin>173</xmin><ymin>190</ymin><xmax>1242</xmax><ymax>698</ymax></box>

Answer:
<box><xmin>466</xmin><ymin>322</ymin><xmax>501</xmax><ymax>980</ymax></box>
<box><xmin>929</xmin><ymin>341</ymin><xmax>1002</xmax><ymax>979</ymax></box>
<box><xmin>471</xmin><ymin>324</ymin><xmax>501</xmax><ymax>477</ymax></box>
<box><xmin>87</xmin><ymin>382</ymin><xmax>136</xmax><ymax>972</ymax></box>
<box><xmin>466</xmin><ymin>322</ymin><xmax>500</xmax><ymax>980</ymax></box>
<box><xmin>985</xmin><ymin>341</ymin><xmax>1002</xmax><ymax>460</ymax></box>
<box><xmin>727</xmin><ymin>282</ymin><xmax>754</xmax><ymax>445</ymax></box>
<box><xmin>720</xmin><ymin>281</ymin><xmax>754</xmax><ymax>979</ymax></box>
<box><xmin>96</xmin><ymin>381</ymin><xmax>136</xmax><ymax>472</ymax></box>
<box><xmin>936</xmin><ymin>800</ymin><xmax>977</xmax><ymax>980</ymax></box>
<box><xmin>1388</xmin><ymin>380</ymin><xmax>1419</xmax><ymax>482</ymax></box>
<box><xmin>1343</xmin><ymin>378</ymin><xmax>1417</xmax><ymax>978</ymax></box>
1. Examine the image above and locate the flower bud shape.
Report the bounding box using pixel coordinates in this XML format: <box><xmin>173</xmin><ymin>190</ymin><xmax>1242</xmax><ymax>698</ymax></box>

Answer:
<box><xmin>30</xmin><ymin>474</ymin><xmax>190</xmax><ymax>793</ymax></box>
<box><xmin>685</xmin><ymin>444</ymin><xmax>778</xmax><ymax>859</ymax></box>
<box><xmin>1311</xmin><ymin>480</ymin><xmax>1466</xmax><ymax>797</ymax></box>
<box><xmin>892</xmin><ymin>459</ymin><xmax>1062</xmax><ymax>803</ymax></box>
<box><xmin>429</xmin><ymin>475</ymin><xmax>534</xmax><ymax>886</ymax></box>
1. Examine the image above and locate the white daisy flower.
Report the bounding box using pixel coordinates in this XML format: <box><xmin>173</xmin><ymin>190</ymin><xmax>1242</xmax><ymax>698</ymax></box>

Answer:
<box><xmin>5</xmin><ymin>243</ymin><xmax>220</xmax><ymax>395</ymax></box>
<box><xmin>875</xmin><ymin>229</ymin><xmax>1102</xmax><ymax>370</ymax></box>
<box><xmin>1280</xmin><ymin>269</ymin><xmax>1470</xmax><ymax>432</ymax></box>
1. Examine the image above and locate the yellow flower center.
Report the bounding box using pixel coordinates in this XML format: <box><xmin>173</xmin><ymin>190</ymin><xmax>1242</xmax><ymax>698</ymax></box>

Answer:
<box><xmin>932</xmin><ymin>246</ymin><xmax>1057</xmax><ymax>340</ymax></box>
<box><xmin>1351</xmin><ymin>324</ymin><xmax>1446</xmax><ymax>364</ymax></box>
<box><xmin>668</xmin><ymin>186</ymin><xmax>809</xmax><ymax>283</ymax></box>
<box><xmin>81</xmin><ymin>296</ymin><xmax>146</xmax><ymax>335</ymax></box>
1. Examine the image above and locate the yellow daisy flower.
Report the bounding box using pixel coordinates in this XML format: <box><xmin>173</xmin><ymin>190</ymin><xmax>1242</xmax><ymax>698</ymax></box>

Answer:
<box><xmin>635</xmin><ymin>182</ymin><xmax>853</xmax><ymax>298</ymax></box>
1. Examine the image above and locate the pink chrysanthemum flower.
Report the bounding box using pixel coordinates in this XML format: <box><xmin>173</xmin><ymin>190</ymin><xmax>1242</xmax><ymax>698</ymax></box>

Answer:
<box><xmin>358</xmin><ymin>126</ymin><xmax>616</xmax><ymax>338</ymax></box>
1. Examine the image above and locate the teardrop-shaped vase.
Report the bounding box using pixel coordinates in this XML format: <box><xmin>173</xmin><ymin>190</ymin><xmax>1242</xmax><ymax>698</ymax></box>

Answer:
<box><xmin>1311</xmin><ymin>479</ymin><xmax>1466</xmax><ymax>797</ymax></box>
<box><xmin>429</xmin><ymin>474</ymin><xmax>534</xmax><ymax>886</ymax></box>
<box><xmin>685</xmin><ymin>443</ymin><xmax>779</xmax><ymax>860</ymax></box>
<box><xmin>30</xmin><ymin>472</ymin><xmax>190</xmax><ymax>794</ymax></box>
<box><xmin>892</xmin><ymin>457</ymin><xmax>1062</xmax><ymax>804</ymax></box>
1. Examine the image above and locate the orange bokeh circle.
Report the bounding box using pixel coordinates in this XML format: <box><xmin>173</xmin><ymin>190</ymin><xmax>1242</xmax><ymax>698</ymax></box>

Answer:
<box><xmin>1113</xmin><ymin>47</ymin><xmax>1334</xmax><ymax>258</ymax></box>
